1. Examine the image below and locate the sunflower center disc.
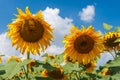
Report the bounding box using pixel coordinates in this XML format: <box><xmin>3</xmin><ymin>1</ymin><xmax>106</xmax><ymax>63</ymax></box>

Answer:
<box><xmin>20</xmin><ymin>19</ymin><xmax>44</xmax><ymax>42</ymax></box>
<box><xmin>48</xmin><ymin>69</ymin><xmax>64</xmax><ymax>79</ymax></box>
<box><xmin>74</xmin><ymin>35</ymin><xmax>94</xmax><ymax>53</ymax></box>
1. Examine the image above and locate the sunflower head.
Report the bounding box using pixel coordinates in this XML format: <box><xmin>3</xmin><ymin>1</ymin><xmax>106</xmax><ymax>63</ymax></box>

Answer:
<box><xmin>102</xmin><ymin>68</ymin><xmax>110</xmax><ymax>76</ymax></box>
<box><xmin>84</xmin><ymin>61</ymin><xmax>96</xmax><ymax>73</ymax></box>
<box><xmin>64</xmin><ymin>55</ymin><xmax>77</xmax><ymax>63</ymax></box>
<box><xmin>103</xmin><ymin>32</ymin><xmax>120</xmax><ymax>51</ymax></box>
<box><xmin>63</xmin><ymin>25</ymin><xmax>104</xmax><ymax>64</ymax></box>
<box><xmin>28</xmin><ymin>59</ymin><xmax>36</xmax><ymax>68</ymax></box>
<box><xmin>42</xmin><ymin>66</ymin><xmax>67</xmax><ymax>80</ymax></box>
<box><xmin>48</xmin><ymin>54</ymin><xmax>55</xmax><ymax>59</ymax></box>
<box><xmin>6</xmin><ymin>56</ymin><xmax>21</xmax><ymax>63</ymax></box>
<box><xmin>16</xmin><ymin>71</ymin><xmax>25</xmax><ymax>77</ymax></box>
<box><xmin>7</xmin><ymin>7</ymin><xmax>53</xmax><ymax>55</ymax></box>
<box><xmin>0</xmin><ymin>57</ymin><xmax>2</xmax><ymax>63</ymax></box>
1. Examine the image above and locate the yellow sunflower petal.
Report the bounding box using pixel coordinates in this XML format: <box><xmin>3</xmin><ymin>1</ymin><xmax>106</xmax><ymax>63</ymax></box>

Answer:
<box><xmin>103</xmin><ymin>32</ymin><xmax>120</xmax><ymax>51</ymax></box>
<box><xmin>7</xmin><ymin>7</ymin><xmax>53</xmax><ymax>55</ymax></box>
<box><xmin>63</xmin><ymin>25</ymin><xmax>104</xmax><ymax>64</ymax></box>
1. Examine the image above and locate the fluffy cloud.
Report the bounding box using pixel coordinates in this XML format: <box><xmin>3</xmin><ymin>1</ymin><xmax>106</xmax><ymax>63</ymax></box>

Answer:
<box><xmin>45</xmin><ymin>45</ymin><xmax>64</xmax><ymax>54</ymax></box>
<box><xmin>79</xmin><ymin>5</ymin><xmax>95</xmax><ymax>22</ymax></box>
<box><xmin>97</xmin><ymin>52</ymin><xmax>114</xmax><ymax>67</ymax></box>
<box><xmin>43</xmin><ymin>7</ymin><xmax>73</xmax><ymax>46</ymax></box>
<box><xmin>0</xmin><ymin>7</ymin><xmax>73</xmax><ymax>62</ymax></box>
<box><xmin>0</xmin><ymin>33</ymin><xmax>20</xmax><ymax>63</ymax></box>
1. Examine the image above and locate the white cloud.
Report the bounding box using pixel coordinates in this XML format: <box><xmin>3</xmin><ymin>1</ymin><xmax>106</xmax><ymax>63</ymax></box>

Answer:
<box><xmin>43</xmin><ymin>7</ymin><xmax>73</xmax><ymax>47</ymax></box>
<box><xmin>45</xmin><ymin>45</ymin><xmax>64</xmax><ymax>54</ymax></box>
<box><xmin>0</xmin><ymin>7</ymin><xmax>73</xmax><ymax>62</ymax></box>
<box><xmin>97</xmin><ymin>52</ymin><xmax>114</xmax><ymax>67</ymax></box>
<box><xmin>0</xmin><ymin>33</ymin><xmax>20</xmax><ymax>63</ymax></box>
<box><xmin>79</xmin><ymin>5</ymin><xmax>95</xmax><ymax>22</ymax></box>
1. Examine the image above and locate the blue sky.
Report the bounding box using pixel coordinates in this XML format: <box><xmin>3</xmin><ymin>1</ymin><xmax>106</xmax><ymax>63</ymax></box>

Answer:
<box><xmin>0</xmin><ymin>0</ymin><xmax>120</xmax><ymax>33</ymax></box>
<box><xmin>0</xmin><ymin>0</ymin><xmax>118</xmax><ymax>64</ymax></box>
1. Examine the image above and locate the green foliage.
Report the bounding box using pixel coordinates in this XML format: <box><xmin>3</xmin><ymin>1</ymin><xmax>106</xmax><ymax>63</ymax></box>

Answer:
<box><xmin>35</xmin><ymin>60</ymin><xmax>56</xmax><ymax>71</ymax></box>
<box><xmin>34</xmin><ymin>76</ymin><xmax>53</xmax><ymax>80</ymax></box>
<box><xmin>0</xmin><ymin>55</ymin><xmax>4</xmax><ymax>57</ymax></box>
<box><xmin>42</xmin><ymin>62</ymin><xmax>56</xmax><ymax>71</ymax></box>
<box><xmin>32</xmin><ymin>61</ymin><xmax>44</xmax><ymax>73</ymax></box>
<box><xmin>42</xmin><ymin>53</ymin><xmax>64</xmax><ymax>65</ymax></box>
<box><xmin>99</xmin><ymin>74</ymin><xmax>120</xmax><ymax>80</ymax></box>
<box><xmin>115</xmin><ymin>26</ymin><xmax>120</xmax><ymax>32</ymax></box>
<box><xmin>98</xmin><ymin>56</ymin><xmax>120</xmax><ymax>80</ymax></box>
<box><xmin>114</xmin><ymin>38</ymin><xmax>120</xmax><ymax>43</ymax></box>
<box><xmin>103</xmin><ymin>23</ymin><xmax>113</xmax><ymax>30</ymax></box>
<box><xmin>105</xmin><ymin>56</ymin><xmax>120</xmax><ymax>67</ymax></box>
<box><xmin>54</xmin><ymin>53</ymin><xmax>64</xmax><ymax>64</ymax></box>
<box><xmin>0</xmin><ymin>59</ymin><xmax>30</xmax><ymax>79</ymax></box>
<box><xmin>0</xmin><ymin>70</ymin><xmax>5</xmax><ymax>75</ymax></box>
<box><xmin>42</xmin><ymin>53</ymin><xmax>48</xmax><ymax>57</ymax></box>
<box><xmin>63</xmin><ymin>62</ymin><xmax>83</xmax><ymax>74</ymax></box>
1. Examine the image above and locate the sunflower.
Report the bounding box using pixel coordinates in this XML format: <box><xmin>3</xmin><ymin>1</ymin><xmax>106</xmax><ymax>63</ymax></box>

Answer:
<box><xmin>103</xmin><ymin>32</ymin><xmax>120</xmax><ymax>51</ymax></box>
<box><xmin>41</xmin><ymin>66</ymin><xmax>67</xmax><ymax>80</ymax></box>
<box><xmin>16</xmin><ymin>71</ymin><xmax>25</xmax><ymax>77</ymax></box>
<box><xmin>84</xmin><ymin>61</ymin><xmax>96</xmax><ymax>73</ymax></box>
<box><xmin>28</xmin><ymin>59</ymin><xmax>36</xmax><ymax>68</ymax></box>
<box><xmin>7</xmin><ymin>7</ymin><xmax>53</xmax><ymax>55</ymax></box>
<box><xmin>0</xmin><ymin>57</ymin><xmax>2</xmax><ymax>63</ymax></box>
<box><xmin>48</xmin><ymin>54</ymin><xmax>55</xmax><ymax>59</ymax></box>
<box><xmin>101</xmin><ymin>68</ymin><xmax>110</xmax><ymax>76</ymax></box>
<box><xmin>63</xmin><ymin>25</ymin><xmax>104</xmax><ymax>64</ymax></box>
<box><xmin>27</xmin><ymin>59</ymin><xmax>36</xmax><ymax>72</ymax></box>
<box><xmin>6</xmin><ymin>56</ymin><xmax>21</xmax><ymax>63</ymax></box>
<box><xmin>64</xmin><ymin>56</ymin><xmax>77</xmax><ymax>63</ymax></box>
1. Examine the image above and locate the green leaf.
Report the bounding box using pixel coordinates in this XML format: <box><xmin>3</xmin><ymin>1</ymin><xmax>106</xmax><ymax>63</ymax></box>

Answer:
<box><xmin>35</xmin><ymin>76</ymin><xmax>52</xmax><ymax>80</ymax></box>
<box><xmin>33</xmin><ymin>64</ymin><xmax>44</xmax><ymax>73</ymax></box>
<box><xmin>110</xmin><ymin>73</ymin><xmax>120</xmax><ymax>80</ymax></box>
<box><xmin>63</xmin><ymin>62</ymin><xmax>83</xmax><ymax>74</ymax></box>
<box><xmin>44</xmin><ymin>56</ymin><xmax>55</xmax><ymax>64</ymax></box>
<box><xmin>35</xmin><ymin>61</ymin><xmax>56</xmax><ymax>71</ymax></box>
<box><xmin>114</xmin><ymin>38</ymin><xmax>120</xmax><ymax>43</ymax></box>
<box><xmin>1</xmin><ymin>59</ymin><xmax>30</xmax><ymax>79</ymax></box>
<box><xmin>103</xmin><ymin>23</ymin><xmax>113</xmax><ymax>30</ymax></box>
<box><xmin>105</xmin><ymin>56</ymin><xmax>120</xmax><ymax>67</ymax></box>
<box><xmin>42</xmin><ymin>53</ymin><xmax>64</xmax><ymax>65</ymax></box>
<box><xmin>100</xmin><ymin>73</ymin><xmax>120</xmax><ymax>80</ymax></box>
<box><xmin>102</xmin><ymin>56</ymin><xmax>120</xmax><ymax>76</ymax></box>
<box><xmin>54</xmin><ymin>53</ymin><xmax>64</xmax><ymax>64</ymax></box>
<box><xmin>0</xmin><ymin>55</ymin><xmax>4</xmax><ymax>57</ymax></box>
<box><xmin>99</xmin><ymin>76</ymin><xmax>111</xmax><ymax>80</ymax></box>
<box><xmin>0</xmin><ymin>77</ymin><xmax>3</xmax><ymax>80</ymax></box>
<box><xmin>0</xmin><ymin>70</ymin><xmax>5</xmax><ymax>75</ymax></box>
<box><xmin>109</xmin><ymin>66</ymin><xmax>120</xmax><ymax>75</ymax></box>
<box><xmin>116</xmin><ymin>51</ymin><xmax>120</xmax><ymax>56</ymax></box>
<box><xmin>42</xmin><ymin>53</ymin><xmax>48</xmax><ymax>57</ymax></box>
<box><xmin>86</xmin><ymin>73</ymin><xmax>102</xmax><ymax>80</ymax></box>
<box><xmin>115</xmin><ymin>26</ymin><xmax>120</xmax><ymax>32</ymax></box>
<box><xmin>42</xmin><ymin>62</ymin><xmax>56</xmax><ymax>71</ymax></box>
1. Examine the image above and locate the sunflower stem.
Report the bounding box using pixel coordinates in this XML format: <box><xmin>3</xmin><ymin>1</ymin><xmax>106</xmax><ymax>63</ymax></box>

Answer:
<box><xmin>113</xmin><ymin>48</ymin><xmax>117</xmax><ymax>58</ymax></box>
<box><xmin>78</xmin><ymin>63</ymin><xmax>81</xmax><ymax>79</ymax></box>
<box><xmin>69</xmin><ymin>73</ymin><xmax>72</xmax><ymax>80</ymax></box>
<box><xmin>75</xmin><ymin>63</ymin><xmax>81</xmax><ymax>80</ymax></box>
<box><xmin>26</xmin><ymin>53</ymin><xmax>30</xmax><ymax>80</ymax></box>
<box><xmin>22</xmin><ymin>66</ymin><xmax>28</xmax><ymax>80</ymax></box>
<box><xmin>75</xmin><ymin>73</ymin><xmax>79</xmax><ymax>80</ymax></box>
